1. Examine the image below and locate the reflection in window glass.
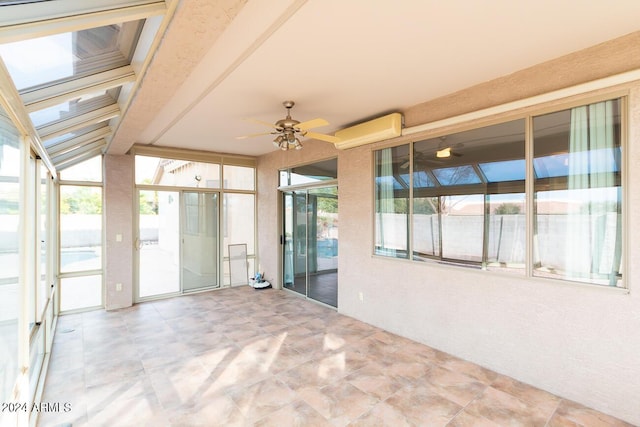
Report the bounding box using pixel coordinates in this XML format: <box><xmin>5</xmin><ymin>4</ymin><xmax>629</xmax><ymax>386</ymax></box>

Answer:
<box><xmin>413</xmin><ymin>196</ymin><xmax>439</xmax><ymax>257</ymax></box>
<box><xmin>0</xmin><ymin>111</ymin><xmax>20</xmax><ymax>403</ymax></box>
<box><xmin>433</xmin><ymin>165</ymin><xmax>481</xmax><ymax>186</ymax></box>
<box><xmin>59</xmin><ymin>155</ymin><xmax>102</xmax><ymax>182</ymax></box>
<box><xmin>223</xmin><ymin>165</ymin><xmax>255</xmax><ymax>190</ymax></box>
<box><xmin>60</xmin><ymin>185</ymin><xmax>102</xmax><ymax>273</ymax></box>
<box><xmin>480</xmin><ymin>159</ymin><xmax>526</xmax><ymax>182</ymax></box>
<box><xmin>533</xmin><ymin>99</ymin><xmax>622</xmax><ymax>287</ymax></box>
<box><xmin>487</xmin><ymin>193</ymin><xmax>525</xmax><ymax>270</ymax></box>
<box><xmin>413</xmin><ymin>170</ymin><xmax>436</xmax><ymax>188</ymax></box>
<box><xmin>374</xmin><ymin>145</ymin><xmax>409</xmax><ymax>258</ymax></box>
<box><xmin>411</xmin><ymin>119</ymin><xmax>525</xmax><ymax>271</ymax></box>
<box><xmin>280</xmin><ymin>158</ymin><xmax>337</xmax><ymax>186</ymax></box>
<box><xmin>441</xmin><ymin>195</ymin><xmax>484</xmax><ymax>262</ymax></box>
<box><xmin>60</xmin><ymin>275</ymin><xmax>102</xmax><ymax>311</ymax></box>
<box><xmin>533</xmin><ymin>147</ymin><xmax>621</xmax><ymax>179</ymax></box>
<box><xmin>135</xmin><ymin>155</ymin><xmax>220</xmax><ymax>188</ymax></box>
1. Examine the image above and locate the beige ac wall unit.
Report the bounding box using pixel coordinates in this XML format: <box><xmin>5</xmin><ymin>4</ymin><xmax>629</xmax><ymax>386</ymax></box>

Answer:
<box><xmin>334</xmin><ymin>112</ymin><xmax>402</xmax><ymax>150</ymax></box>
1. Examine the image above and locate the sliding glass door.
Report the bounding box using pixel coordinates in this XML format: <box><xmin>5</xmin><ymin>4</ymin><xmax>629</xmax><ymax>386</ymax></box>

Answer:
<box><xmin>283</xmin><ymin>186</ymin><xmax>338</xmax><ymax>307</ymax></box>
<box><xmin>182</xmin><ymin>192</ymin><xmax>219</xmax><ymax>292</ymax></box>
<box><xmin>283</xmin><ymin>191</ymin><xmax>307</xmax><ymax>297</ymax></box>
<box><xmin>137</xmin><ymin>190</ymin><xmax>219</xmax><ymax>300</ymax></box>
<box><xmin>138</xmin><ymin>190</ymin><xmax>180</xmax><ymax>298</ymax></box>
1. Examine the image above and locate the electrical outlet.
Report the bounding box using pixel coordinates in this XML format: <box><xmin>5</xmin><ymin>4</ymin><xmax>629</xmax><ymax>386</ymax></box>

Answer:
<box><xmin>116</xmin><ymin>283</ymin><xmax>123</xmax><ymax>291</ymax></box>
<box><xmin>359</xmin><ymin>291</ymin><xmax>364</xmax><ymax>302</ymax></box>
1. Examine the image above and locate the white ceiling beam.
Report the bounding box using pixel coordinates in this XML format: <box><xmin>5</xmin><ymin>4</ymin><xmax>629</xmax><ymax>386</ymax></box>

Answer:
<box><xmin>54</xmin><ymin>145</ymin><xmax>105</xmax><ymax>170</ymax></box>
<box><xmin>47</xmin><ymin>127</ymin><xmax>112</xmax><ymax>157</ymax></box>
<box><xmin>22</xmin><ymin>66</ymin><xmax>136</xmax><ymax>111</ymax></box>
<box><xmin>25</xmin><ymin>74</ymin><xmax>136</xmax><ymax>115</ymax></box>
<box><xmin>38</xmin><ymin>104</ymin><xmax>120</xmax><ymax>141</ymax></box>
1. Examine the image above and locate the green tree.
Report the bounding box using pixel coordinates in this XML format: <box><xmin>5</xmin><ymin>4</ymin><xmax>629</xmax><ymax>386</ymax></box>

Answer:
<box><xmin>494</xmin><ymin>203</ymin><xmax>521</xmax><ymax>215</ymax></box>
<box><xmin>60</xmin><ymin>187</ymin><xmax>101</xmax><ymax>214</ymax></box>
<box><xmin>139</xmin><ymin>192</ymin><xmax>158</xmax><ymax>215</ymax></box>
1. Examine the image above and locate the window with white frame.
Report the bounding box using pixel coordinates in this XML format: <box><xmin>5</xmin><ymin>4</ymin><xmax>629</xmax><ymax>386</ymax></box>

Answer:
<box><xmin>135</xmin><ymin>153</ymin><xmax>257</xmax><ymax>286</ymax></box>
<box><xmin>374</xmin><ymin>97</ymin><xmax>624</xmax><ymax>288</ymax></box>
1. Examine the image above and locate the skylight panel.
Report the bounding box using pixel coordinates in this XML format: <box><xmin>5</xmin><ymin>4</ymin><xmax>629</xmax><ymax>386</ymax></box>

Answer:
<box><xmin>0</xmin><ymin>20</ymin><xmax>144</xmax><ymax>92</ymax></box>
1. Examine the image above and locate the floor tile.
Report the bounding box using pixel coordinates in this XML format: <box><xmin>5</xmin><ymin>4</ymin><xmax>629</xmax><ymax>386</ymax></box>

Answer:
<box><xmin>548</xmin><ymin>399</ymin><xmax>635</xmax><ymax>427</ymax></box>
<box><xmin>465</xmin><ymin>386</ymin><xmax>550</xmax><ymax>426</ymax></box>
<box><xmin>36</xmin><ymin>287</ymin><xmax>634</xmax><ymax>427</ymax></box>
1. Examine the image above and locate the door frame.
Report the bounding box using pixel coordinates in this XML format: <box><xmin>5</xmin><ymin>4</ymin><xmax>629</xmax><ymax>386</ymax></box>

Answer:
<box><xmin>278</xmin><ymin>179</ymin><xmax>338</xmax><ymax>308</ymax></box>
<box><xmin>134</xmin><ymin>187</ymin><xmax>222</xmax><ymax>302</ymax></box>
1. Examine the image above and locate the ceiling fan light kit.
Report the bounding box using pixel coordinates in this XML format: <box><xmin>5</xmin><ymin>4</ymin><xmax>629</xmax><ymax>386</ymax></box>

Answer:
<box><xmin>436</xmin><ymin>147</ymin><xmax>451</xmax><ymax>158</ymax></box>
<box><xmin>239</xmin><ymin>100</ymin><xmax>339</xmax><ymax>150</ymax></box>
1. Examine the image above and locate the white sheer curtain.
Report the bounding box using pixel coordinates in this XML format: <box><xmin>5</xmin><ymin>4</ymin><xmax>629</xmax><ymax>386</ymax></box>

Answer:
<box><xmin>567</xmin><ymin>100</ymin><xmax>620</xmax><ymax>283</ymax></box>
<box><xmin>376</xmin><ymin>148</ymin><xmax>396</xmax><ymax>256</ymax></box>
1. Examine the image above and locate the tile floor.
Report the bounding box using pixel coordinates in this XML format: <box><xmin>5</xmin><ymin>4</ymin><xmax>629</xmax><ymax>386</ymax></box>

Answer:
<box><xmin>38</xmin><ymin>286</ymin><xmax>633</xmax><ymax>427</ymax></box>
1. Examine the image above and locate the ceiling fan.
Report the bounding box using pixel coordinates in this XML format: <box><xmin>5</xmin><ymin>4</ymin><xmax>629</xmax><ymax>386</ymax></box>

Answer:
<box><xmin>236</xmin><ymin>100</ymin><xmax>340</xmax><ymax>150</ymax></box>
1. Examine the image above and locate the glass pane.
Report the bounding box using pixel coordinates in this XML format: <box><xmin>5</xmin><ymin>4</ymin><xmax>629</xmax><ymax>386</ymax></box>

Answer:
<box><xmin>59</xmin><ymin>155</ymin><xmax>102</xmax><ymax>182</ymax></box>
<box><xmin>224</xmin><ymin>257</ymin><xmax>255</xmax><ymax>287</ymax></box>
<box><xmin>135</xmin><ymin>155</ymin><xmax>220</xmax><ymax>188</ymax></box>
<box><xmin>413</xmin><ymin>170</ymin><xmax>436</xmax><ymax>188</ymax></box>
<box><xmin>285</xmin><ymin>192</ymin><xmax>308</xmax><ymax>295</ymax></box>
<box><xmin>433</xmin><ymin>165</ymin><xmax>481</xmax><ymax>186</ymax></box>
<box><xmin>412</xmin><ymin>119</ymin><xmax>525</xmax><ymax>269</ymax></box>
<box><xmin>308</xmin><ymin>187</ymin><xmax>338</xmax><ymax>307</ymax></box>
<box><xmin>60</xmin><ymin>275</ymin><xmax>102</xmax><ymax>311</ymax></box>
<box><xmin>413</xmin><ymin>196</ymin><xmax>440</xmax><ymax>259</ymax></box>
<box><xmin>279</xmin><ymin>170</ymin><xmax>289</xmax><ymax>187</ymax></box>
<box><xmin>223</xmin><ymin>193</ymin><xmax>255</xmax><ymax>257</ymax></box>
<box><xmin>39</xmin><ymin>164</ymin><xmax>49</xmax><ymax>316</ymax></box>
<box><xmin>479</xmin><ymin>159</ymin><xmax>526</xmax><ymax>182</ymax></box>
<box><xmin>280</xmin><ymin>158</ymin><xmax>337</xmax><ymax>186</ymax></box>
<box><xmin>0</xmin><ymin>21</ymin><xmax>144</xmax><ymax>91</ymax></box>
<box><xmin>441</xmin><ymin>194</ymin><xmax>484</xmax><ymax>262</ymax></box>
<box><xmin>139</xmin><ymin>190</ymin><xmax>180</xmax><ymax>298</ymax></box>
<box><xmin>533</xmin><ymin>99</ymin><xmax>622</xmax><ymax>287</ymax></box>
<box><xmin>223</xmin><ymin>165</ymin><xmax>255</xmax><ymax>190</ymax></box>
<box><xmin>374</xmin><ymin>145</ymin><xmax>409</xmax><ymax>258</ymax></box>
<box><xmin>182</xmin><ymin>192</ymin><xmax>219</xmax><ymax>291</ymax></box>
<box><xmin>44</xmin><ymin>122</ymin><xmax>108</xmax><ymax>149</ymax></box>
<box><xmin>31</xmin><ymin>91</ymin><xmax>117</xmax><ymax>129</ymax></box>
<box><xmin>283</xmin><ymin>192</ymin><xmax>296</xmax><ymax>292</ymax></box>
<box><xmin>0</xmin><ymin>110</ymin><xmax>20</xmax><ymax>403</ymax></box>
<box><xmin>486</xmin><ymin>193</ymin><xmax>525</xmax><ymax>273</ymax></box>
<box><xmin>60</xmin><ymin>185</ymin><xmax>102</xmax><ymax>273</ymax></box>
<box><xmin>29</xmin><ymin>325</ymin><xmax>45</xmax><ymax>403</ymax></box>
<box><xmin>27</xmin><ymin>158</ymin><xmax>36</xmax><ymax>328</ymax></box>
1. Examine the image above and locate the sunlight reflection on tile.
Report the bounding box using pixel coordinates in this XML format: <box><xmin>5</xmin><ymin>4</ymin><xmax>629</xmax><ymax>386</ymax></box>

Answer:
<box><xmin>38</xmin><ymin>287</ymin><xmax>634</xmax><ymax>427</ymax></box>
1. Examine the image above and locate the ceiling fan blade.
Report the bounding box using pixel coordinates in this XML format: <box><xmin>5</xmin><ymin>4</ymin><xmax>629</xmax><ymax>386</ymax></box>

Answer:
<box><xmin>236</xmin><ymin>131</ymin><xmax>273</xmax><ymax>140</ymax></box>
<box><xmin>246</xmin><ymin>118</ymin><xmax>281</xmax><ymax>130</ymax></box>
<box><xmin>295</xmin><ymin>118</ymin><xmax>329</xmax><ymax>131</ymax></box>
<box><xmin>305</xmin><ymin>131</ymin><xmax>341</xmax><ymax>144</ymax></box>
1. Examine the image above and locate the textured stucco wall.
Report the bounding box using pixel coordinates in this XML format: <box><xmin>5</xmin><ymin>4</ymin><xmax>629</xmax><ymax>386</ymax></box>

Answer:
<box><xmin>104</xmin><ymin>154</ymin><xmax>134</xmax><ymax>310</ymax></box>
<box><xmin>255</xmin><ymin>38</ymin><xmax>640</xmax><ymax>424</ymax></box>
